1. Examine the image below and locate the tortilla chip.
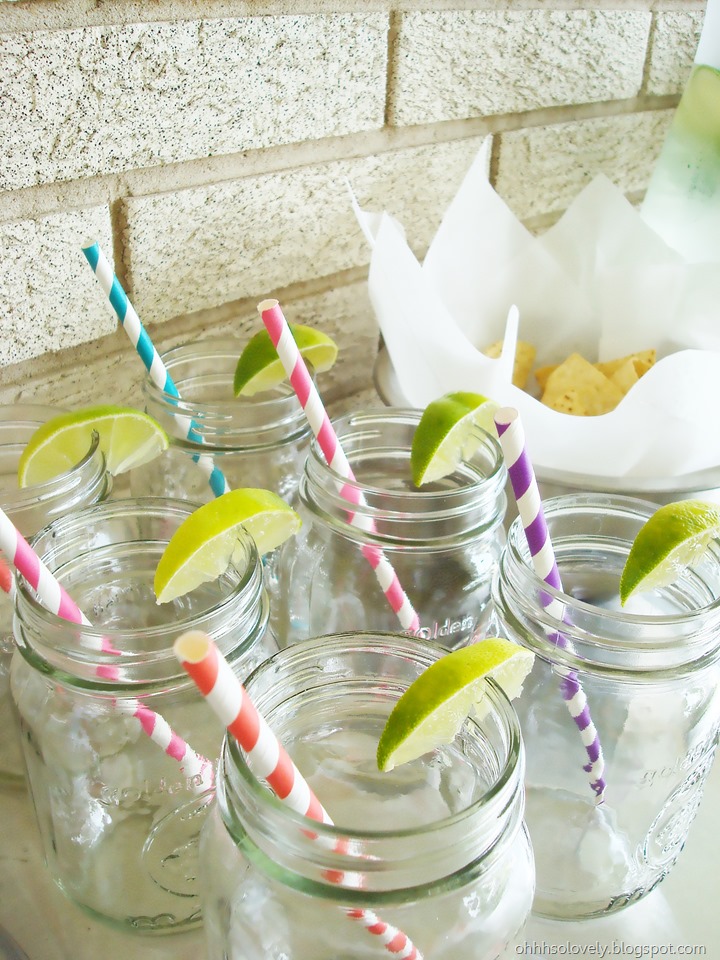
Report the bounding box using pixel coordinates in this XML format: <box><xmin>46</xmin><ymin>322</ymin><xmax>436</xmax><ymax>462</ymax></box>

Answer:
<box><xmin>541</xmin><ymin>353</ymin><xmax>624</xmax><ymax>416</ymax></box>
<box><xmin>483</xmin><ymin>339</ymin><xmax>537</xmax><ymax>389</ymax></box>
<box><xmin>534</xmin><ymin>364</ymin><xmax>557</xmax><ymax>392</ymax></box>
<box><xmin>595</xmin><ymin>349</ymin><xmax>656</xmax><ymax>379</ymax></box>
<box><xmin>610</xmin><ymin>358</ymin><xmax>640</xmax><ymax>396</ymax></box>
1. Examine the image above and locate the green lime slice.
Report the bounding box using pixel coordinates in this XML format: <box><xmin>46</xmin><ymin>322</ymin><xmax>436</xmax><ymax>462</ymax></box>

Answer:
<box><xmin>410</xmin><ymin>392</ymin><xmax>499</xmax><ymax>487</ymax></box>
<box><xmin>376</xmin><ymin>638</ymin><xmax>534</xmax><ymax>772</ymax></box>
<box><xmin>154</xmin><ymin>488</ymin><xmax>301</xmax><ymax>603</ymax></box>
<box><xmin>233</xmin><ymin>323</ymin><xmax>338</xmax><ymax>397</ymax></box>
<box><xmin>17</xmin><ymin>405</ymin><xmax>169</xmax><ymax>486</ymax></box>
<box><xmin>619</xmin><ymin>499</ymin><xmax>720</xmax><ymax>605</ymax></box>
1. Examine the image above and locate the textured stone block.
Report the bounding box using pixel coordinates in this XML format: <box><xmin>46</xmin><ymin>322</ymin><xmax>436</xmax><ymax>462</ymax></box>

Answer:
<box><xmin>391</xmin><ymin>10</ymin><xmax>650</xmax><ymax>126</ymax></box>
<box><xmin>124</xmin><ymin>136</ymin><xmax>488</xmax><ymax>325</ymax></box>
<box><xmin>1</xmin><ymin>15</ymin><xmax>387</xmax><ymax>191</ymax></box>
<box><xmin>647</xmin><ymin>11</ymin><xmax>704</xmax><ymax>96</ymax></box>
<box><xmin>0</xmin><ymin>207</ymin><xmax>114</xmax><ymax>366</ymax></box>
<box><xmin>0</xmin><ymin>280</ymin><xmax>379</xmax><ymax>411</ymax></box>
<box><xmin>494</xmin><ymin>111</ymin><xmax>674</xmax><ymax>221</ymax></box>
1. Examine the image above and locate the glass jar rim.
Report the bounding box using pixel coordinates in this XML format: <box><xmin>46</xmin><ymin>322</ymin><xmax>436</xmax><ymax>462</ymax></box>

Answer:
<box><xmin>14</xmin><ymin>496</ymin><xmax>265</xmax><ymax>686</ymax></box>
<box><xmin>221</xmin><ymin>632</ymin><xmax>523</xmax><ymax>842</ymax></box>
<box><xmin>497</xmin><ymin>492</ymin><xmax>720</xmax><ymax>673</ymax></box>
<box><xmin>307</xmin><ymin>408</ymin><xmax>506</xmax><ymax>505</ymax></box>
<box><xmin>0</xmin><ymin>413</ymin><xmax>106</xmax><ymax>508</ymax></box>
<box><xmin>141</xmin><ymin>337</ymin><xmax>311</xmax><ymax>432</ymax></box>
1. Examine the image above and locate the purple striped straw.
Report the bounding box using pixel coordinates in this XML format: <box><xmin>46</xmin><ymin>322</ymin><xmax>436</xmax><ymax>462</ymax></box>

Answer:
<box><xmin>494</xmin><ymin>407</ymin><xmax>606</xmax><ymax>804</ymax></box>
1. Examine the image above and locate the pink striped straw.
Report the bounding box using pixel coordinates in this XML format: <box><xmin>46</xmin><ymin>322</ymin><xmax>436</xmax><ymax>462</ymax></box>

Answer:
<box><xmin>175</xmin><ymin>630</ymin><xmax>422</xmax><ymax>960</ymax></box>
<box><xmin>493</xmin><ymin>407</ymin><xmax>607</xmax><ymax>803</ymax></box>
<box><xmin>0</xmin><ymin>504</ymin><xmax>212</xmax><ymax>789</ymax></box>
<box><xmin>257</xmin><ymin>299</ymin><xmax>419</xmax><ymax>634</ymax></box>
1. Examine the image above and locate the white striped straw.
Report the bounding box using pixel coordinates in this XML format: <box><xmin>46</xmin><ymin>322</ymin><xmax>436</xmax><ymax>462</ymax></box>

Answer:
<box><xmin>175</xmin><ymin>630</ymin><xmax>422</xmax><ymax>960</ymax></box>
<box><xmin>81</xmin><ymin>241</ymin><xmax>230</xmax><ymax>499</ymax></box>
<box><xmin>257</xmin><ymin>299</ymin><xmax>420</xmax><ymax>633</ymax></box>
<box><xmin>0</xmin><ymin>505</ymin><xmax>212</xmax><ymax>789</ymax></box>
<box><xmin>494</xmin><ymin>407</ymin><xmax>607</xmax><ymax>803</ymax></box>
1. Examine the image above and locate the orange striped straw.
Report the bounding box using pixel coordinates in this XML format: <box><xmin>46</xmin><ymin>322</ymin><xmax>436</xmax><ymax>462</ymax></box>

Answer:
<box><xmin>174</xmin><ymin>630</ymin><xmax>422</xmax><ymax>959</ymax></box>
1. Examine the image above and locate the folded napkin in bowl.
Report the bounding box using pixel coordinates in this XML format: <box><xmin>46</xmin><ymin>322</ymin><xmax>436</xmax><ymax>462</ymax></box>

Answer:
<box><xmin>351</xmin><ymin>137</ymin><xmax>720</xmax><ymax>480</ymax></box>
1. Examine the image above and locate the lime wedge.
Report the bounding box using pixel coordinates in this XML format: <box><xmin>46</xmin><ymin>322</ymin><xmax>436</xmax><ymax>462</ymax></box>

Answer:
<box><xmin>376</xmin><ymin>638</ymin><xmax>534</xmax><ymax>772</ymax></box>
<box><xmin>154</xmin><ymin>488</ymin><xmax>301</xmax><ymax>603</ymax></box>
<box><xmin>410</xmin><ymin>392</ymin><xmax>499</xmax><ymax>487</ymax></box>
<box><xmin>619</xmin><ymin>499</ymin><xmax>720</xmax><ymax>605</ymax></box>
<box><xmin>17</xmin><ymin>405</ymin><xmax>169</xmax><ymax>486</ymax></box>
<box><xmin>233</xmin><ymin>323</ymin><xmax>338</xmax><ymax>396</ymax></box>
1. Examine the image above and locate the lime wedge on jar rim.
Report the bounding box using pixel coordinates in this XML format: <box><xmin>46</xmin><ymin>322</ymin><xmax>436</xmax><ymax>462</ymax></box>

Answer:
<box><xmin>619</xmin><ymin>499</ymin><xmax>720</xmax><ymax>605</ymax></box>
<box><xmin>376</xmin><ymin>638</ymin><xmax>534</xmax><ymax>772</ymax></box>
<box><xmin>17</xmin><ymin>405</ymin><xmax>169</xmax><ymax>486</ymax></box>
<box><xmin>233</xmin><ymin>324</ymin><xmax>338</xmax><ymax>396</ymax></box>
<box><xmin>154</xmin><ymin>488</ymin><xmax>301</xmax><ymax>603</ymax></box>
<box><xmin>410</xmin><ymin>392</ymin><xmax>499</xmax><ymax>487</ymax></box>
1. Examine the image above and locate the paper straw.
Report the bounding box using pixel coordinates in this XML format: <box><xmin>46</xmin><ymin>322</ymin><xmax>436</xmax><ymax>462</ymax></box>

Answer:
<box><xmin>493</xmin><ymin>407</ymin><xmax>607</xmax><ymax>803</ymax></box>
<box><xmin>257</xmin><ymin>299</ymin><xmax>420</xmax><ymax>633</ymax></box>
<box><xmin>175</xmin><ymin>630</ymin><xmax>421</xmax><ymax>960</ymax></box>
<box><xmin>0</xmin><ymin>505</ymin><xmax>211</xmax><ymax>788</ymax></box>
<box><xmin>81</xmin><ymin>241</ymin><xmax>229</xmax><ymax>499</ymax></box>
<box><xmin>0</xmin><ymin>555</ymin><xmax>14</xmax><ymax>598</ymax></box>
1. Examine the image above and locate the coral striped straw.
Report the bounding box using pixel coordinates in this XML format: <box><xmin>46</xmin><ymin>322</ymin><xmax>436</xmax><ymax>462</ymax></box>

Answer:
<box><xmin>81</xmin><ymin>241</ymin><xmax>229</xmax><ymax>500</ymax></box>
<box><xmin>0</xmin><ymin>505</ymin><xmax>211</xmax><ymax>790</ymax></box>
<box><xmin>493</xmin><ymin>407</ymin><xmax>607</xmax><ymax>803</ymax></box>
<box><xmin>175</xmin><ymin>630</ymin><xmax>421</xmax><ymax>959</ymax></box>
<box><xmin>257</xmin><ymin>298</ymin><xmax>419</xmax><ymax>633</ymax></box>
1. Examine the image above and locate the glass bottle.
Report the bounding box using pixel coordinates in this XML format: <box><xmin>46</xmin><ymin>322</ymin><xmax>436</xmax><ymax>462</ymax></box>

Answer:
<box><xmin>199</xmin><ymin>633</ymin><xmax>534</xmax><ymax>959</ymax></box>
<box><xmin>11</xmin><ymin>497</ymin><xmax>275</xmax><ymax>933</ymax></box>
<box><xmin>274</xmin><ymin>408</ymin><xmax>507</xmax><ymax>648</ymax></box>
<box><xmin>0</xmin><ymin>404</ymin><xmax>111</xmax><ymax>787</ymax></box>
<box><xmin>492</xmin><ymin>493</ymin><xmax>720</xmax><ymax>920</ymax></box>
<box><xmin>640</xmin><ymin>0</ymin><xmax>720</xmax><ymax>261</ymax></box>
<box><xmin>134</xmin><ymin>338</ymin><xmax>312</xmax><ymax>506</ymax></box>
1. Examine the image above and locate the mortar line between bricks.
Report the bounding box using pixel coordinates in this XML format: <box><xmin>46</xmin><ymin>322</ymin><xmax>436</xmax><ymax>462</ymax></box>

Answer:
<box><xmin>0</xmin><ymin>94</ymin><xmax>680</xmax><ymax>225</ymax></box>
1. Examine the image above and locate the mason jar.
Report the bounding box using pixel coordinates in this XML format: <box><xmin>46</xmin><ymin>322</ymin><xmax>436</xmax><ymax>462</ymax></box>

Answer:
<box><xmin>0</xmin><ymin>404</ymin><xmax>111</xmax><ymax>787</ymax></box>
<box><xmin>492</xmin><ymin>493</ymin><xmax>720</xmax><ymax>920</ymax></box>
<box><xmin>274</xmin><ymin>409</ymin><xmax>507</xmax><ymax>648</ymax></box>
<box><xmin>11</xmin><ymin>497</ymin><xmax>276</xmax><ymax>933</ymax></box>
<box><xmin>199</xmin><ymin>633</ymin><xmax>534</xmax><ymax>959</ymax></box>
<box><xmin>134</xmin><ymin>338</ymin><xmax>312</xmax><ymax>507</ymax></box>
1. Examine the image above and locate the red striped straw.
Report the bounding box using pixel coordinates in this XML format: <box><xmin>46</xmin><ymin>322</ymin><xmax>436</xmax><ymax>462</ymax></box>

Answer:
<box><xmin>257</xmin><ymin>299</ymin><xmax>420</xmax><ymax>634</ymax></box>
<box><xmin>0</xmin><ymin>504</ymin><xmax>212</xmax><ymax>789</ymax></box>
<box><xmin>0</xmin><ymin>555</ymin><xmax>14</xmax><ymax>598</ymax></box>
<box><xmin>493</xmin><ymin>407</ymin><xmax>607</xmax><ymax>804</ymax></box>
<box><xmin>175</xmin><ymin>630</ymin><xmax>422</xmax><ymax>959</ymax></box>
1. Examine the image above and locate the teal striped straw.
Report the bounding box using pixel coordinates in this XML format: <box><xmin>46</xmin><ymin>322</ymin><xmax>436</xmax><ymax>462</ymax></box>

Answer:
<box><xmin>81</xmin><ymin>241</ymin><xmax>229</xmax><ymax>499</ymax></box>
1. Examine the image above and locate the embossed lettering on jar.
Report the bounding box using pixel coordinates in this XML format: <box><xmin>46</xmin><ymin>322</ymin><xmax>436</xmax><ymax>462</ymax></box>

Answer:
<box><xmin>11</xmin><ymin>497</ymin><xmax>275</xmax><ymax>933</ymax></box>
<box><xmin>199</xmin><ymin>634</ymin><xmax>535</xmax><ymax>959</ymax></box>
<box><xmin>0</xmin><ymin>405</ymin><xmax>110</xmax><ymax>787</ymax></box>
<box><xmin>274</xmin><ymin>409</ymin><xmax>507</xmax><ymax>648</ymax></box>
<box><xmin>492</xmin><ymin>493</ymin><xmax>720</xmax><ymax>920</ymax></box>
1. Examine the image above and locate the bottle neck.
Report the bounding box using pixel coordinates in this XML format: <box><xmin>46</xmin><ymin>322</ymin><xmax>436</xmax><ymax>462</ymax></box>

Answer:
<box><xmin>301</xmin><ymin>409</ymin><xmax>506</xmax><ymax>548</ymax></box>
<box><xmin>14</xmin><ymin>497</ymin><xmax>268</xmax><ymax>690</ymax></box>
<box><xmin>696</xmin><ymin>0</ymin><xmax>720</xmax><ymax>69</ymax></box>
<box><xmin>142</xmin><ymin>339</ymin><xmax>311</xmax><ymax>452</ymax></box>
<box><xmin>494</xmin><ymin>494</ymin><xmax>720</xmax><ymax>677</ymax></box>
<box><xmin>216</xmin><ymin>635</ymin><xmax>524</xmax><ymax>896</ymax></box>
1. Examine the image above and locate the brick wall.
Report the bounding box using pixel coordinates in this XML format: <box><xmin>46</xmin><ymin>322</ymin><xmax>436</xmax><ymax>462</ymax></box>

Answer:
<box><xmin>0</xmin><ymin>0</ymin><xmax>704</xmax><ymax>409</ymax></box>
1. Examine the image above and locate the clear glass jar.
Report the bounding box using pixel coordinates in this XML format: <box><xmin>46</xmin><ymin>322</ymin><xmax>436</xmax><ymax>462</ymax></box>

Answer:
<box><xmin>11</xmin><ymin>497</ymin><xmax>276</xmax><ymax>933</ymax></box>
<box><xmin>0</xmin><ymin>404</ymin><xmax>111</xmax><ymax>787</ymax></box>
<box><xmin>274</xmin><ymin>409</ymin><xmax>507</xmax><ymax>648</ymax></box>
<box><xmin>200</xmin><ymin>633</ymin><xmax>534</xmax><ymax>959</ymax></box>
<box><xmin>134</xmin><ymin>338</ymin><xmax>312</xmax><ymax>507</ymax></box>
<box><xmin>492</xmin><ymin>493</ymin><xmax>720</xmax><ymax>920</ymax></box>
